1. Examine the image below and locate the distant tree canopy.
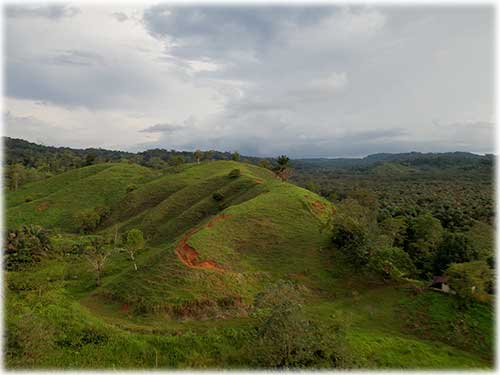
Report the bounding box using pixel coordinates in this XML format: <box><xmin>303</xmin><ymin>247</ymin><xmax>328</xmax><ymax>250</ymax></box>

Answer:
<box><xmin>3</xmin><ymin>137</ymin><xmax>266</xmax><ymax>190</ymax></box>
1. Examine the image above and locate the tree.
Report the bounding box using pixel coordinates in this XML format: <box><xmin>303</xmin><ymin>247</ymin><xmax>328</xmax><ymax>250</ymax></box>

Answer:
<box><xmin>347</xmin><ymin>188</ymin><xmax>379</xmax><ymax>211</ymax></box>
<box><xmin>8</xmin><ymin>163</ymin><xmax>26</xmax><ymax>191</ymax></box>
<box><xmin>433</xmin><ymin>232</ymin><xmax>476</xmax><ymax>275</ymax></box>
<box><xmin>85</xmin><ymin>153</ymin><xmax>96</xmax><ymax>166</ymax></box>
<box><xmin>369</xmin><ymin>246</ymin><xmax>416</xmax><ymax>280</ymax></box>
<box><xmin>379</xmin><ymin>216</ymin><xmax>408</xmax><ymax>248</ymax></box>
<box><xmin>250</xmin><ymin>281</ymin><xmax>349</xmax><ymax>368</ymax></box>
<box><xmin>405</xmin><ymin>213</ymin><xmax>444</xmax><ymax>279</ymax></box>
<box><xmin>84</xmin><ymin>236</ymin><xmax>113</xmax><ymax>286</ymax></box>
<box><xmin>231</xmin><ymin>151</ymin><xmax>240</xmax><ymax>161</ymax></box>
<box><xmin>147</xmin><ymin>156</ymin><xmax>167</xmax><ymax>170</ymax></box>
<box><xmin>74</xmin><ymin>209</ymin><xmax>101</xmax><ymax>234</ymax></box>
<box><xmin>330</xmin><ymin>199</ymin><xmax>378</xmax><ymax>267</ymax></box>
<box><xmin>275</xmin><ymin>155</ymin><xmax>292</xmax><ymax>181</ymax></box>
<box><xmin>194</xmin><ymin>149</ymin><xmax>202</xmax><ymax>164</ymax></box>
<box><xmin>126</xmin><ymin>229</ymin><xmax>145</xmax><ymax>271</ymax></box>
<box><xmin>5</xmin><ymin>225</ymin><xmax>51</xmax><ymax>270</ymax></box>
<box><xmin>445</xmin><ymin>261</ymin><xmax>492</xmax><ymax>302</ymax></box>
<box><xmin>168</xmin><ymin>155</ymin><xmax>185</xmax><ymax>167</ymax></box>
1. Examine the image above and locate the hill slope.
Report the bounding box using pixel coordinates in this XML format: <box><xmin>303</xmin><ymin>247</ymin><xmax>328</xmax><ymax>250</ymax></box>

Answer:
<box><xmin>5</xmin><ymin>160</ymin><xmax>492</xmax><ymax>369</ymax></box>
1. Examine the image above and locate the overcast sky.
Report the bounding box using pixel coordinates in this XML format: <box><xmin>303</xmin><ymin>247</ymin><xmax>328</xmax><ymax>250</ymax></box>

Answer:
<box><xmin>3</xmin><ymin>3</ymin><xmax>495</xmax><ymax>157</ymax></box>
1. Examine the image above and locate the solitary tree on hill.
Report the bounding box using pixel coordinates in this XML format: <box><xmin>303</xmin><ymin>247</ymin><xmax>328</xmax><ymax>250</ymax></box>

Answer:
<box><xmin>275</xmin><ymin>155</ymin><xmax>292</xmax><ymax>181</ymax></box>
<box><xmin>84</xmin><ymin>236</ymin><xmax>113</xmax><ymax>286</ymax></box>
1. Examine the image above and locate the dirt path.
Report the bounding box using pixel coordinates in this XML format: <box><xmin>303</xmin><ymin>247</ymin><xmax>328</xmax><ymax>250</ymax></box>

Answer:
<box><xmin>174</xmin><ymin>215</ymin><xmax>229</xmax><ymax>271</ymax></box>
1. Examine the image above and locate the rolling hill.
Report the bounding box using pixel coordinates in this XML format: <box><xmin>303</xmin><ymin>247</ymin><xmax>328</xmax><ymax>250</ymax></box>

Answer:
<box><xmin>5</xmin><ymin>160</ymin><xmax>493</xmax><ymax>369</ymax></box>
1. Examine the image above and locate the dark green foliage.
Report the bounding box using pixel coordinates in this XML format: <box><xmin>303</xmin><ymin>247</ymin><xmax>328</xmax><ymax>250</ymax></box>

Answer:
<box><xmin>231</xmin><ymin>152</ymin><xmax>240</xmax><ymax>161</ymax></box>
<box><xmin>168</xmin><ymin>155</ymin><xmax>185</xmax><ymax>167</ymax></box>
<box><xmin>405</xmin><ymin>213</ymin><xmax>444</xmax><ymax>279</ymax></box>
<box><xmin>212</xmin><ymin>192</ymin><xmax>224</xmax><ymax>201</ymax></box>
<box><xmin>331</xmin><ymin>199</ymin><xmax>376</xmax><ymax>267</ymax></box>
<box><xmin>74</xmin><ymin>209</ymin><xmax>101</xmax><ymax>234</ymax></box>
<box><xmin>85</xmin><ymin>154</ymin><xmax>97</xmax><ymax>166</ymax></box>
<box><xmin>369</xmin><ymin>247</ymin><xmax>416</xmax><ymax>279</ymax></box>
<box><xmin>332</xmin><ymin>217</ymin><xmax>370</xmax><ymax>266</ymax></box>
<box><xmin>228</xmin><ymin>169</ymin><xmax>241</xmax><ymax>178</ymax></box>
<box><xmin>250</xmin><ymin>281</ymin><xmax>349</xmax><ymax>368</ymax></box>
<box><xmin>445</xmin><ymin>261</ymin><xmax>492</xmax><ymax>302</ymax></box>
<box><xmin>5</xmin><ymin>225</ymin><xmax>51</xmax><ymax>270</ymax></box>
<box><xmin>433</xmin><ymin>232</ymin><xmax>476</xmax><ymax>275</ymax></box>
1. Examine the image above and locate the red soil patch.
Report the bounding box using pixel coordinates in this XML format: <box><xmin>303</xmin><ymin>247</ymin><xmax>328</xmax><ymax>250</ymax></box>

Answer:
<box><xmin>121</xmin><ymin>303</ymin><xmax>129</xmax><ymax>312</ymax></box>
<box><xmin>312</xmin><ymin>200</ymin><xmax>326</xmax><ymax>212</ymax></box>
<box><xmin>36</xmin><ymin>202</ymin><xmax>49</xmax><ymax>212</ymax></box>
<box><xmin>175</xmin><ymin>219</ymin><xmax>226</xmax><ymax>272</ymax></box>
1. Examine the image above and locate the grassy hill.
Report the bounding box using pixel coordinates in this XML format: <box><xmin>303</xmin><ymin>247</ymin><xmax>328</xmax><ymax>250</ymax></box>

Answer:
<box><xmin>5</xmin><ymin>160</ymin><xmax>493</xmax><ymax>369</ymax></box>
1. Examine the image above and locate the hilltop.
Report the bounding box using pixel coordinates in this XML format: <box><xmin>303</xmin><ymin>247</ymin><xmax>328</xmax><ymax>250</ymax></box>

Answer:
<box><xmin>5</xmin><ymin>159</ymin><xmax>493</xmax><ymax>369</ymax></box>
<box><xmin>7</xmin><ymin>160</ymin><xmax>333</xmax><ymax>316</ymax></box>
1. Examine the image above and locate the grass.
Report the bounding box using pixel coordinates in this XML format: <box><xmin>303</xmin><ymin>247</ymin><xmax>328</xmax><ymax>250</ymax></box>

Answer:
<box><xmin>5</xmin><ymin>160</ymin><xmax>494</xmax><ymax>369</ymax></box>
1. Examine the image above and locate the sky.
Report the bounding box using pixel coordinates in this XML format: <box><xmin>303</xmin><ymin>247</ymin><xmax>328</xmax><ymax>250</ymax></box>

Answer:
<box><xmin>3</xmin><ymin>3</ymin><xmax>495</xmax><ymax>158</ymax></box>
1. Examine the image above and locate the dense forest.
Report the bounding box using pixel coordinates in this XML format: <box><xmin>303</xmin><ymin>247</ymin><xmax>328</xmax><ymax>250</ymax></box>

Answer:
<box><xmin>4</xmin><ymin>137</ymin><xmax>495</xmax><ymax>369</ymax></box>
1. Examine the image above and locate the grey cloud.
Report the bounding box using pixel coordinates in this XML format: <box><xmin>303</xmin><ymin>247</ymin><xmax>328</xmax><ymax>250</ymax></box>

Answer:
<box><xmin>140</xmin><ymin>123</ymin><xmax>184</xmax><ymax>133</ymax></box>
<box><xmin>6</xmin><ymin>4</ymin><xmax>79</xmax><ymax>19</ymax></box>
<box><xmin>142</xmin><ymin>6</ymin><xmax>333</xmax><ymax>61</ymax></box>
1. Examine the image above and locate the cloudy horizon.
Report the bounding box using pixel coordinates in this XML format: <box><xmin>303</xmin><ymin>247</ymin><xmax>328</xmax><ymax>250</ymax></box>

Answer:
<box><xmin>3</xmin><ymin>3</ymin><xmax>495</xmax><ymax>158</ymax></box>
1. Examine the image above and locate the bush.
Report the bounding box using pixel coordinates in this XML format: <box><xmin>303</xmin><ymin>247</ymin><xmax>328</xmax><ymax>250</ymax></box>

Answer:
<box><xmin>5</xmin><ymin>225</ymin><xmax>51</xmax><ymax>271</ymax></box>
<box><xmin>24</xmin><ymin>196</ymin><xmax>33</xmax><ymax>203</ymax></box>
<box><xmin>369</xmin><ymin>246</ymin><xmax>416</xmax><ymax>279</ymax></box>
<box><xmin>74</xmin><ymin>209</ymin><xmax>100</xmax><ymax>234</ymax></box>
<box><xmin>249</xmin><ymin>281</ymin><xmax>350</xmax><ymax>368</ymax></box>
<box><xmin>445</xmin><ymin>261</ymin><xmax>492</xmax><ymax>302</ymax></box>
<box><xmin>126</xmin><ymin>184</ymin><xmax>138</xmax><ymax>193</ymax></box>
<box><xmin>332</xmin><ymin>217</ymin><xmax>370</xmax><ymax>266</ymax></box>
<box><xmin>213</xmin><ymin>192</ymin><xmax>224</xmax><ymax>201</ymax></box>
<box><xmin>228</xmin><ymin>169</ymin><xmax>241</xmax><ymax>178</ymax></box>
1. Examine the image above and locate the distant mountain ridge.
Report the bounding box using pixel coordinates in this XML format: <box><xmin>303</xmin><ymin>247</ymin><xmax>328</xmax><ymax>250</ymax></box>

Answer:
<box><xmin>4</xmin><ymin>136</ymin><xmax>494</xmax><ymax>171</ymax></box>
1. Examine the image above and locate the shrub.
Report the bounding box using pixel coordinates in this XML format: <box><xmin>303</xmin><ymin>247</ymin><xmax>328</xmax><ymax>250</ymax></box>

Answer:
<box><xmin>228</xmin><ymin>169</ymin><xmax>241</xmax><ymax>178</ymax></box>
<box><xmin>332</xmin><ymin>217</ymin><xmax>370</xmax><ymax>266</ymax></box>
<box><xmin>249</xmin><ymin>281</ymin><xmax>350</xmax><ymax>368</ymax></box>
<box><xmin>24</xmin><ymin>196</ymin><xmax>33</xmax><ymax>203</ymax></box>
<box><xmin>74</xmin><ymin>209</ymin><xmax>100</xmax><ymax>234</ymax></box>
<box><xmin>213</xmin><ymin>192</ymin><xmax>224</xmax><ymax>201</ymax></box>
<box><xmin>369</xmin><ymin>246</ymin><xmax>416</xmax><ymax>279</ymax></box>
<box><xmin>5</xmin><ymin>225</ymin><xmax>51</xmax><ymax>271</ymax></box>
<box><xmin>445</xmin><ymin>260</ymin><xmax>492</xmax><ymax>302</ymax></box>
